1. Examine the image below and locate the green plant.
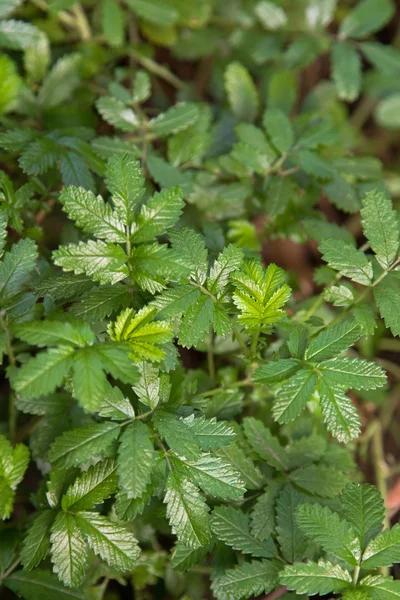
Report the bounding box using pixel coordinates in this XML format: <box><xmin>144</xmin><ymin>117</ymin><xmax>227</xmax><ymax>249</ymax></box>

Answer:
<box><xmin>1</xmin><ymin>1</ymin><xmax>400</xmax><ymax>600</ymax></box>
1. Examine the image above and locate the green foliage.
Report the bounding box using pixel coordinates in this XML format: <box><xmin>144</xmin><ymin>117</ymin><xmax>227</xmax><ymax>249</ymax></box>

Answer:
<box><xmin>0</xmin><ymin>1</ymin><xmax>400</xmax><ymax>599</ymax></box>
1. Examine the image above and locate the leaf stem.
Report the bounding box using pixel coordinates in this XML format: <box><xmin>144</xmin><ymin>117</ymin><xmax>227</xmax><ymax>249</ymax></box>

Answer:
<box><xmin>352</xmin><ymin>565</ymin><xmax>360</xmax><ymax>586</ymax></box>
<box><xmin>0</xmin><ymin>312</ymin><xmax>17</xmax><ymax>442</ymax></box>
<box><xmin>251</xmin><ymin>325</ymin><xmax>261</xmax><ymax>359</ymax></box>
<box><xmin>129</xmin><ymin>49</ymin><xmax>186</xmax><ymax>90</ymax></box>
<box><xmin>71</xmin><ymin>4</ymin><xmax>92</xmax><ymax>40</ymax></box>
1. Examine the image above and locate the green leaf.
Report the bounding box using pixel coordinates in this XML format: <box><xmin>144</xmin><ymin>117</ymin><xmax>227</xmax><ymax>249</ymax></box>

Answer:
<box><xmin>332</xmin><ymin>42</ymin><xmax>361</xmax><ymax>102</ymax></box>
<box><xmin>319</xmin><ymin>378</ymin><xmax>361</xmax><ymax>443</ymax></box>
<box><xmin>296</xmin><ymin>503</ymin><xmax>361</xmax><ymax>565</ymax></box>
<box><xmin>319</xmin><ymin>357</ymin><xmax>386</xmax><ymax>390</ymax></box>
<box><xmin>360</xmin><ymin>190</ymin><xmax>399</xmax><ymax>269</ymax></box>
<box><xmin>13</xmin><ymin>319</ymin><xmax>94</xmax><ymax>348</ymax></box>
<box><xmin>341</xmin><ymin>483</ymin><xmax>384</xmax><ymax>551</ymax></box>
<box><xmin>243</xmin><ymin>417</ymin><xmax>288</xmax><ymax>471</ymax></box>
<box><xmin>374</xmin><ymin>274</ymin><xmax>400</xmax><ymax>336</ymax></box>
<box><xmin>0</xmin><ymin>238</ymin><xmax>37</xmax><ymax>301</ymax></box>
<box><xmin>21</xmin><ymin>510</ymin><xmax>55</xmax><ymax>570</ymax></box>
<box><xmin>319</xmin><ymin>239</ymin><xmax>373</xmax><ymax>286</ymax></box>
<box><xmin>38</xmin><ymin>54</ymin><xmax>81</xmax><ymax>109</ymax></box>
<box><xmin>101</xmin><ymin>0</ymin><xmax>124</xmax><ymax>46</ymax></box>
<box><xmin>306</xmin><ymin>320</ymin><xmax>361</xmax><ymax>362</ymax></box>
<box><xmin>61</xmin><ymin>459</ymin><xmax>117</xmax><ymax>511</ymax></box>
<box><xmin>0</xmin><ymin>19</ymin><xmax>41</xmax><ymax>50</ymax></box>
<box><xmin>98</xmin><ymin>384</ymin><xmax>135</xmax><ymax>421</ymax></box>
<box><xmin>225</xmin><ymin>62</ymin><xmax>258</xmax><ymax>122</ymax></box>
<box><xmin>154</xmin><ymin>412</ymin><xmax>200</xmax><ymax>460</ymax></box>
<box><xmin>53</xmin><ymin>240</ymin><xmax>128</xmax><ymax>285</ymax></box>
<box><xmin>183</xmin><ymin>415</ymin><xmax>236</xmax><ymax>451</ymax></box>
<box><xmin>96</xmin><ymin>96</ymin><xmax>139</xmax><ymax>132</ymax></box>
<box><xmin>151</xmin><ymin>285</ymin><xmax>201</xmax><ymax>320</ymax></box>
<box><xmin>273</xmin><ymin>370</ymin><xmax>317</xmax><ymax>424</ymax></box>
<box><xmin>212</xmin><ymin>559</ymin><xmax>280</xmax><ymax>600</ymax></box>
<box><xmin>255</xmin><ymin>1</ymin><xmax>287</xmax><ymax>29</ymax></box>
<box><xmin>253</xmin><ymin>359</ymin><xmax>301</xmax><ymax>384</ymax></box>
<box><xmin>148</xmin><ymin>103</ymin><xmax>199</xmax><ymax>136</ymax></box>
<box><xmin>170</xmin><ymin>227</ymin><xmax>208</xmax><ymax>283</ymax></box>
<box><xmin>362</xmin><ymin>524</ymin><xmax>400</xmax><ymax>569</ymax></box>
<box><xmin>48</xmin><ymin>422</ymin><xmax>121</xmax><ymax>468</ymax></box>
<box><xmin>276</xmin><ymin>487</ymin><xmax>308</xmax><ymax>563</ymax></box>
<box><xmin>363</xmin><ymin>577</ymin><xmax>400</xmax><ymax>600</ymax></box>
<box><xmin>217</xmin><ymin>443</ymin><xmax>264</xmax><ymax>490</ymax></box>
<box><xmin>130</xmin><ymin>186</ymin><xmax>184</xmax><ymax>243</ymax></box>
<box><xmin>360</xmin><ymin>42</ymin><xmax>400</xmax><ymax>75</ymax></box>
<box><xmin>117</xmin><ymin>421</ymin><xmax>154</xmax><ymax>500</ymax></box>
<box><xmin>290</xmin><ymin>464</ymin><xmax>349</xmax><ymax>498</ymax></box>
<box><xmin>173</xmin><ymin>453</ymin><xmax>245</xmax><ymax>501</ymax></box>
<box><xmin>250</xmin><ymin>482</ymin><xmax>281</xmax><ymax>542</ymax></box>
<box><xmin>69</xmin><ymin>284</ymin><xmax>130</xmax><ymax>323</ymax></box>
<box><xmin>339</xmin><ymin>0</ymin><xmax>395</xmax><ymax>39</ymax></box>
<box><xmin>164</xmin><ymin>471</ymin><xmax>211</xmax><ymax>548</ymax></box>
<box><xmin>280</xmin><ymin>560</ymin><xmax>352</xmax><ymax>595</ymax></box>
<box><xmin>179</xmin><ymin>295</ymin><xmax>214</xmax><ymax>349</ymax></box>
<box><xmin>207</xmin><ymin>244</ymin><xmax>243</xmax><ymax>295</ymax></box>
<box><xmin>105</xmin><ymin>155</ymin><xmax>144</xmax><ymax>227</ymax></box>
<box><xmin>263</xmin><ymin>108</ymin><xmax>294</xmax><ymax>155</ymax></box>
<box><xmin>12</xmin><ymin>346</ymin><xmax>74</xmax><ymax>399</ymax></box>
<box><xmin>72</xmin><ymin>347</ymin><xmax>107</xmax><ymax>412</ymax></box>
<box><xmin>4</xmin><ymin>570</ymin><xmax>84</xmax><ymax>600</ymax></box>
<box><xmin>50</xmin><ymin>512</ymin><xmax>87</xmax><ymax>587</ymax></box>
<box><xmin>59</xmin><ymin>186</ymin><xmax>126</xmax><ymax>243</ymax></box>
<box><xmin>211</xmin><ymin>506</ymin><xmax>275</xmax><ymax>558</ymax></box>
<box><xmin>75</xmin><ymin>511</ymin><xmax>140</xmax><ymax>570</ymax></box>
<box><xmin>94</xmin><ymin>342</ymin><xmax>139</xmax><ymax>384</ymax></box>
<box><xmin>126</xmin><ymin>0</ymin><xmax>178</xmax><ymax>25</ymax></box>
<box><xmin>170</xmin><ymin>542</ymin><xmax>210</xmax><ymax>572</ymax></box>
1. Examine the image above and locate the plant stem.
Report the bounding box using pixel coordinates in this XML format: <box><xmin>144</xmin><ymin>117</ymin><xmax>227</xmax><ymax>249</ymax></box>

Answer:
<box><xmin>251</xmin><ymin>326</ymin><xmax>261</xmax><ymax>359</ymax></box>
<box><xmin>352</xmin><ymin>565</ymin><xmax>360</xmax><ymax>586</ymax></box>
<box><xmin>0</xmin><ymin>313</ymin><xmax>17</xmax><ymax>442</ymax></box>
<box><xmin>71</xmin><ymin>4</ymin><xmax>92</xmax><ymax>40</ymax></box>
<box><xmin>207</xmin><ymin>328</ymin><xmax>216</xmax><ymax>382</ymax></box>
<box><xmin>0</xmin><ymin>558</ymin><xmax>21</xmax><ymax>583</ymax></box>
<box><xmin>129</xmin><ymin>49</ymin><xmax>186</xmax><ymax>90</ymax></box>
<box><xmin>372</xmin><ymin>420</ymin><xmax>390</xmax><ymax>576</ymax></box>
<box><xmin>231</xmin><ymin>323</ymin><xmax>249</xmax><ymax>356</ymax></box>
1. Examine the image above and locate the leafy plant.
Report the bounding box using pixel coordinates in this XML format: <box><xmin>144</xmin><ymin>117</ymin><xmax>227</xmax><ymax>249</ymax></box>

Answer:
<box><xmin>1</xmin><ymin>1</ymin><xmax>400</xmax><ymax>600</ymax></box>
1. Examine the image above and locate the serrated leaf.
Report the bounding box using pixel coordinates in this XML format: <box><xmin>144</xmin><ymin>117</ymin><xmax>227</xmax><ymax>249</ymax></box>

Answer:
<box><xmin>290</xmin><ymin>464</ymin><xmax>349</xmax><ymax>498</ymax></box>
<box><xmin>332</xmin><ymin>42</ymin><xmax>361</xmax><ymax>101</ymax></box>
<box><xmin>76</xmin><ymin>512</ymin><xmax>140</xmax><ymax>570</ymax></box>
<box><xmin>69</xmin><ymin>284</ymin><xmax>130</xmax><ymax>323</ymax></box>
<box><xmin>319</xmin><ymin>378</ymin><xmax>361</xmax><ymax>443</ymax></box>
<box><xmin>341</xmin><ymin>483</ymin><xmax>384</xmax><ymax>548</ymax></box>
<box><xmin>127</xmin><ymin>0</ymin><xmax>178</xmax><ymax>26</ymax></box>
<box><xmin>117</xmin><ymin>421</ymin><xmax>154</xmax><ymax>500</ymax></box>
<box><xmin>306</xmin><ymin>320</ymin><xmax>361</xmax><ymax>362</ymax></box>
<box><xmin>179</xmin><ymin>295</ymin><xmax>214</xmax><ymax>349</ymax></box>
<box><xmin>319</xmin><ymin>357</ymin><xmax>386</xmax><ymax>390</ymax></box>
<box><xmin>360</xmin><ymin>189</ymin><xmax>399</xmax><ymax>269</ymax></box>
<box><xmin>72</xmin><ymin>347</ymin><xmax>107</xmax><ymax>412</ymax></box>
<box><xmin>297</xmin><ymin>503</ymin><xmax>361</xmax><ymax>565</ymax></box>
<box><xmin>276</xmin><ymin>487</ymin><xmax>308</xmax><ymax>563</ymax></box>
<box><xmin>211</xmin><ymin>506</ymin><xmax>275</xmax><ymax>558</ymax></box>
<box><xmin>13</xmin><ymin>319</ymin><xmax>94</xmax><ymax>348</ymax></box>
<box><xmin>183</xmin><ymin>415</ymin><xmax>236</xmax><ymax>451</ymax></box>
<box><xmin>50</xmin><ymin>512</ymin><xmax>87</xmax><ymax>587</ymax></box>
<box><xmin>280</xmin><ymin>559</ymin><xmax>352</xmax><ymax>595</ymax></box>
<box><xmin>105</xmin><ymin>155</ymin><xmax>144</xmax><ymax>226</ymax></box>
<box><xmin>374</xmin><ymin>275</ymin><xmax>400</xmax><ymax>336</ymax></box>
<box><xmin>96</xmin><ymin>96</ymin><xmax>139</xmax><ymax>132</ymax></box>
<box><xmin>95</xmin><ymin>342</ymin><xmax>139</xmax><ymax>384</ymax></box>
<box><xmin>225</xmin><ymin>62</ymin><xmax>258</xmax><ymax>122</ymax></box>
<box><xmin>148</xmin><ymin>103</ymin><xmax>199</xmax><ymax>136</ymax></box>
<box><xmin>12</xmin><ymin>346</ymin><xmax>74</xmax><ymax>399</ymax></box>
<box><xmin>170</xmin><ymin>542</ymin><xmax>210</xmax><ymax>572</ymax></box>
<box><xmin>170</xmin><ymin>227</ymin><xmax>208</xmax><ymax>283</ymax></box>
<box><xmin>154</xmin><ymin>412</ymin><xmax>200</xmax><ymax>459</ymax></box>
<box><xmin>4</xmin><ymin>570</ymin><xmax>84</xmax><ymax>600</ymax></box>
<box><xmin>212</xmin><ymin>559</ymin><xmax>280</xmax><ymax>600</ymax></box>
<box><xmin>130</xmin><ymin>186</ymin><xmax>184</xmax><ymax>243</ymax></box>
<box><xmin>360</xmin><ymin>42</ymin><xmax>400</xmax><ymax>75</ymax></box>
<box><xmin>263</xmin><ymin>108</ymin><xmax>294</xmax><ymax>155</ymax></box>
<box><xmin>217</xmin><ymin>443</ymin><xmax>264</xmax><ymax>490</ymax></box>
<box><xmin>164</xmin><ymin>471</ymin><xmax>211</xmax><ymax>548</ymax></box>
<box><xmin>48</xmin><ymin>422</ymin><xmax>121</xmax><ymax>468</ymax></box>
<box><xmin>21</xmin><ymin>511</ymin><xmax>55</xmax><ymax>570</ymax></box>
<box><xmin>173</xmin><ymin>453</ymin><xmax>245</xmax><ymax>501</ymax></box>
<box><xmin>362</xmin><ymin>524</ymin><xmax>400</xmax><ymax>569</ymax></box>
<box><xmin>98</xmin><ymin>384</ymin><xmax>135</xmax><ymax>421</ymax></box>
<box><xmin>319</xmin><ymin>239</ymin><xmax>373</xmax><ymax>286</ymax></box>
<box><xmin>0</xmin><ymin>19</ymin><xmax>41</xmax><ymax>50</ymax></box>
<box><xmin>243</xmin><ymin>417</ymin><xmax>288</xmax><ymax>471</ymax></box>
<box><xmin>0</xmin><ymin>238</ymin><xmax>37</xmax><ymax>301</ymax></box>
<box><xmin>151</xmin><ymin>285</ymin><xmax>200</xmax><ymax>320</ymax></box>
<box><xmin>339</xmin><ymin>0</ymin><xmax>395</xmax><ymax>39</ymax></box>
<box><xmin>273</xmin><ymin>370</ymin><xmax>317</xmax><ymax>424</ymax></box>
<box><xmin>207</xmin><ymin>244</ymin><xmax>243</xmax><ymax>295</ymax></box>
<box><xmin>253</xmin><ymin>359</ymin><xmax>301</xmax><ymax>384</ymax></box>
<box><xmin>250</xmin><ymin>482</ymin><xmax>281</xmax><ymax>541</ymax></box>
<box><xmin>363</xmin><ymin>577</ymin><xmax>400</xmax><ymax>599</ymax></box>
<box><xmin>61</xmin><ymin>459</ymin><xmax>117</xmax><ymax>511</ymax></box>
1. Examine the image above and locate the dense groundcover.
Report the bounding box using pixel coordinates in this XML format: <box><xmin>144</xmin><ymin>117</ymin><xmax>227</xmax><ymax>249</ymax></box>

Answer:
<box><xmin>1</xmin><ymin>1</ymin><xmax>400</xmax><ymax>599</ymax></box>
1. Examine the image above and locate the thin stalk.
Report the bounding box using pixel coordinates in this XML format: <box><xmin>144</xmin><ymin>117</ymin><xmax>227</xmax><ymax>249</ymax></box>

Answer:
<box><xmin>129</xmin><ymin>49</ymin><xmax>186</xmax><ymax>90</ymax></box>
<box><xmin>352</xmin><ymin>565</ymin><xmax>360</xmax><ymax>586</ymax></box>
<box><xmin>251</xmin><ymin>326</ymin><xmax>261</xmax><ymax>359</ymax></box>
<box><xmin>372</xmin><ymin>421</ymin><xmax>390</xmax><ymax>576</ymax></box>
<box><xmin>207</xmin><ymin>328</ymin><xmax>216</xmax><ymax>382</ymax></box>
<box><xmin>71</xmin><ymin>4</ymin><xmax>92</xmax><ymax>40</ymax></box>
<box><xmin>231</xmin><ymin>323</ymin><xmax>250</xmax><ymax>356</ymax></box>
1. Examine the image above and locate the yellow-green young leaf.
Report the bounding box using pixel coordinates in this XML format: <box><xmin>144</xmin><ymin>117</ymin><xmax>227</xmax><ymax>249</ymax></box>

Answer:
<box><xmin>273</xmin><ymin>370</ymin><xmax>317</xmax><ymax>424</ymax></box>
<box><xmin>164</xmin><ymin>471</ymin><xmax>211</xmax><ymax>548</ymax></box>
<box><xmin>306</xmin><ymin>320</ymin><xmax>361</xmax><ymax>362</ymax></box>
<box><xmin>263</xmin><ymin>108</ymin><xmax>294</xmax><ymax>155</ymax></box>
<box><xmin>105</xmin><ymin>155</ymin><xmax>144</xmax><ymax>226</ymax></box>
<box><xmin>276</xmin><ymin>487</ymin><xmax>308</xmax><ymax>563</ymax></box>
<box><xmin>296</xmin><ymin>503</ymin><xmax>361</xmax><ymax>565</ymax></box>
<box><xmin>210</xmin><ymin>505</ymin><xmax>276</xmax><ymax>558</ymax></box>
<box><xmin>21</xmin><ymin>510</ymin><xmax>55</xmax><ymax>569</ymax></box>
<box><xmin>332</xmin><ymin>42</ymin><xmax>361</xmax><ymax>102</ymax></box>
<box><xmin>101</xmin><ymin>0</ymin><xmax>124</xmax><ymax>46</ymax></box>
<box><xmin>117</xmin><ymin>421</ymin><xmax>154</xmax><ymax>499</ymax></box>
<box><xmin>61</xmin><ymin>459</ymin><xmax>118</xmax><ymax>511</ymax></box>
<box><xmin>243</xmin><ymin>417</ymin><xmax>288</xmax><ymax>471</ymax></box>
<box><xmin>12</xmin><ymin>346</ymin><xmax>74</xmax><ymax>399</ymax></box>
<box><xmin>212</xmin><ymin>559</ymin><xmax>280</xmax><ymax>600</ymax></box>
<box><xmin>318</xmin><ymin>238</ymin><xmax>373</xmax><ymax>286</ymax></box>
<box><xmin>4</xmin><ymin>570</ymin><xmax>85</xmax><ymax>600</ymax></box>
<box><xmin>48</xmin><ymin>422</ymin><xmax>121</xmax><ymax>468</ymax></box>
<box><xmin>280</xmin><ymin>560</ymin><xmax>352</xmax><ymax>596</ymax></box>
<box><xmin>148</xmin><ymin>103</ymin><xmax>199</xmax><ymax>137</ymax></box>
<box><xmin>362</xmin><ymin>524</ymin><xmax>400</xmax><ymax>569</ymax></box>
<box><xmin>225</xmin><ymin>62</ymin><xmax>259</xmax><ymax>122</ymax></box>
<box><xmin>0</xmin><ymin>54</ymin><xmax>21</xmax><ymax>114</ymax></box>
<box><xmin>72</xmin><ymin>347</ymin><xmax>108</xmax><ymax>412</ymax></box>
<box><xmin>340</xmin><ymin>483</ymin><xmax>385</xmax><ymax>548</ymax></box>
<box><xmin>75</xmin><ymin>512</ymin><xmax>140</xmax><ymax>570</ymax></box>
<box><xmin>360</xmin><ymin>190</ymin><xmax>399</xmax><ymax>269</ymax></box>
<box><xmin>290</xmin><ymin>464</ymin><xmax>349</xmax><ymax>498</ymax></box>
<box><xmin>319</xmin><ymin>379</ymin><xmax>361</xmax><ymax>443</ymax></box>
<box><xmin>339</xmin><ymin>0</ymin><xmax>395</xmax><ymax>39</ymax></box>
<box><xmin>50</xmin><ymin>512</ymin><xmax>88</xmax><ymax>587</ymax></box>
<box><xmin>319</xmin><ymin>357</ymin><xmax>386</xmax><ymax>390</ymax></box>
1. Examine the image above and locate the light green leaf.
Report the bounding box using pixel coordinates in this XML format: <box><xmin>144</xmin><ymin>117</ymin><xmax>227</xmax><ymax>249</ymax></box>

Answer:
<box><xmin>12</xmin><ymin>346</ymin><xmax>74</xmax><ymax>399</ymax></box>
<box><xmin>13</xmin><ymin>319</ymin><xmax>94</xmax><ymax>348</ymax></box>
<box><xmin>117</xmin><ymin>421</ymin><xmax>154</xmax><ymax>499</ymax></box>
<box><xmin>253</xmin><ymin>359</ymin><xmax>301</xmax><ymax>384</ymax></box>
<box><xmin>130</xmin><ymin>186</ymin><xmax>184</xmax><ymax>243</ymax></box>
<box><xmin>339</xmin><ymin>0</ymin><xmax>395</xmax><ymax>39</ymax></box>
<box><xmin>98</xmin><ymin>384</ymin><xmax>135</xmax><ymax>421</ymax></box>
<box><xmin>319</xmin><ymin>357</ymin><xmax>386</xmax><ymax>390</ymax></box>
<box><xmin>0</xmin><ymin>238</ymin><xmax>37</xmax><ymax>301</ymax></box>
<box><xmin>243</xmin><ymin>417</ymin><xmax>288</xmax><ymax>471</ymax></box>
<box><xmin>72</xmin><ymin>347</ymin><xmax>107</xmax><ymax>412</ymax></box>
<box><xmin>362</xmin><ymin>524</ymin><xmax>400</xmax><ymax>569</ymax></box>
<box><xmin>207</xmin><ymin>244</ymin><xmax>243</xmax><ymax>295</ymax></box>
<box><xmin>255</xmin><ymin>1</ymin><xmax>287</xmax><ymax>30</ymax></box>
<box><xmin>306</xmin><ymin>320</ymin><xmax>361</xmax><ymax>362</ymax></box>
<box><xmin>183</xmin><ymin>415</ymin><xmax>236</xmax><ymax>451</ymax></box>
<box><xmin>96</xmin><ymin>96</ymin><xmax>139</xmax><ymax>132</ymax></box>
<box><xmin>290</xmin><ymin>464</ymin><xmax>349</xmax><ymax>498</ymax></box>
<box><xmin>263</xmin><ymin>108</ymin><xmax>294</xmax><ymax>155</ymax></box>
<box><xmin>319</xmin><ymin>378</ymin><xmax>361</xmax><ymax>443</ymax></box>
<box><xmin>332</xmin><ymin>42</ymin><xmax>361</xmax><ymax>101</ymax></box>
<box><xmin>225</xmin><ymin>62</ymin><xmax>258</xmax><ymax>122</ymax></box>
<box><xmin>69</xmin><ymin>284</ymin><xmax>131</xmax><ymax>323</ymax></box>
<box><xmin>360</xmin><ymin>189</ymin><xmax>399</xmax><ymax>269</ymax></box>
<box><xmin>105</xmin><ymin>155</ymin><xmax>144</xmax><ymax>226</ymax></box>
<box><xmin>148</xmin><ymin>103</ymin><xmax>199</xmax><ymax>136</ymax></box>
<box><xmin>50</xmin><ymin>512</ymin><xmax>87</xmax><ymax>588</ymax></box>
<box><xmin>341</xmin><ymin>483</ymin><xmax>384</xmax><ymax>548</ymax></box>
<box><xmin>61</xmin><ymin>459</ymin><xmax>118</xmax><ymax>511</ymax></box>
<box><xmin>212</xmin><ymin>559</ymin><xmax>280</xmax><ymax>600</ymax></box>
<box><xmin>179</xmin><ymin>295</ymin><xmax>214</xmax><ymax>349</ymax></box>
<box><xmin>126</xmin><ymin>0</ymin><xmax>178</xmax><ymax>25</ymax></box>
<box><xmin>21</xmin><ymin>511</ymin><xmax>55</xmax><ymax>570</ymax></box>
<box><xmin>217</xmin><ymin>443</ymin><xmax>264</xmax><ymax>490</ymax></box>
<box><xmin>280</xmin><ymin>560</ymin><xmax>352</xmax><ymax>595</ymax></box>
<box><xmin>0</xmin><ymin>19</ymin><xmax>41</xmax><ymax>50</ymax></box>
<box><xmin>319</xmin><ymin>238</ymin><xmax>373</xmax><ymax>286</ymax></box>
<box><xmin>273</xmin><ymin>370</ymin><xmax>317</xmax><ymax>424</ymax></box>
<box><xmin>374</xmin><ymin>275</ymin><xmax>400</xmax><ymax>336</ymax></box>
